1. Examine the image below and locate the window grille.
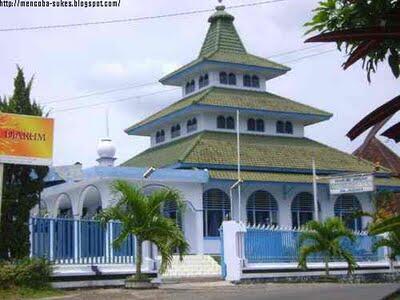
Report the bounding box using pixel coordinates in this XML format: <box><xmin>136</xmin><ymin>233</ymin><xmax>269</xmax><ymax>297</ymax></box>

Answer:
<box><xmin>247</xmin><ymin>191</ymin><xmax>278</xmax><ymax>226</ymax></box>
<box><xmin>247</xmin><ymin>118</ymin><xmax>256</xmax><ymax>131</ymax></box>
<box><xmin>203</xmin><ymin>189</ymin><xmax>231</xmax><ymax>237</ymax></box>
<box><xmin>334</xmin><ymin>195</ymin><xmax>362</xmax><ymax>231</ymax></box>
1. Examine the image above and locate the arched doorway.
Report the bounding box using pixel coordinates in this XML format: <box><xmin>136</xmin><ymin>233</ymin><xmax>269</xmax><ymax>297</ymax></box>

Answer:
<box><xmin>291</xmin><ymin>192</ymin><xmax>319</xmax><ymax>228</ymax></box>
<box><xmin>57</xmin><ymin>194</ymin><xmax>73</xmax><ymax>218</ymax></box>
<box><xmin>81</xmin><ymin>185</ymin><xmax>102</xmax><ymax>219</ymax></box>
<box><xmin>334</xmin><ymin>194</ymin><xmax>362</xmax><ymax>231</ymax></box>
<box><xmin>246</xmin><ymin>190</ymin><xmax>278</xmax><ymax>226</ymax></box>
<box><xmin>203</xmin><ymin>189</ymin><xmax>231</xmax><ymax>237</ymax></box>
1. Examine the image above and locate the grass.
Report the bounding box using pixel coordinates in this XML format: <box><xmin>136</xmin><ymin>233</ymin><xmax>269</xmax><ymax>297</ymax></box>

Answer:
<box><xmin>0</xmin><ymin>287</ymin><xmax>64</xmax><ymax>299</ymax></box>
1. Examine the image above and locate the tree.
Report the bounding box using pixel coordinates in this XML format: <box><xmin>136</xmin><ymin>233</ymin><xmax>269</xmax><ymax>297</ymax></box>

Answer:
<box><xmin>373</xmin><ymin>229</ymin><xmax>400</xmax><ymax>264</ymax></box>
<box><xmin>350</xmin><ymin>191</ymin><xmax>400</xmax><ymax>228</ymax></box>
<box><xmin>305</xmin><ymin>0</ymin><xmax>400</xmax><ymax>81</ymax></box>
<box><xmin>0</xmin><ymin>66</ymin><xmax>48</xmax><ymax>260</ymax></box>
<box><xmin>298</xmin><ymin>218</ymin><xmax>358</xmax><ymax>276</ymax></box>
<box><xmin>96</xmin><ymin>180</ymin><xmax>189</xmax><ymax>280</ymax></box>
<box><xmin>369</xmin><ymin>214</ymin><xmax>400</xmax><ymax>235</ymax></box>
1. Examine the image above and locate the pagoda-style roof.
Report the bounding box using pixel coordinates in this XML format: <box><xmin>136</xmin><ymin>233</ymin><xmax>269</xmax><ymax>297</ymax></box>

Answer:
<box><xmin>354</xmin><ymin>136</ymin><xmax>400</xmax><ymax>176</ymax></box>
<box><xmin>122</xmin><ymin>131</ymin><xmax>387</xmax><ymax>174</ymax></box>
<box><xmin>125</xmin><ymin>87</ymin><xmax>332</xmax><ymax>135</ymax></box>
<box><xmin>160</xmin><ymin>5</ymin><xmax>290</xmax><ymax>86</ymax></box>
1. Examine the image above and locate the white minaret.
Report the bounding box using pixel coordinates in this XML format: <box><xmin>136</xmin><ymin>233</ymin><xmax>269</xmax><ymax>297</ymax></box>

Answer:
<box><xmin>96</xmin><ymin>108</ymin><xmax>117</xmax><ymax>167</ymax></box>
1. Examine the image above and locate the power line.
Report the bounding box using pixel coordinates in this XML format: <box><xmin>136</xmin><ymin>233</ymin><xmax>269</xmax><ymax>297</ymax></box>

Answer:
<box><xmin>282</xmin><ymin>49</ymin><xmax>337</xmax><ymax>64</ymax></box>
<box><xmin>41</xmin><ymin>81</ymin><xmax>158</xmax><ymax>105</ymax></box>
<box><xmin>41</xmin><ymin>45</ymin><xmax>331</xmax><ymax>105</ymax></box>
<box><xmin>267</xmin><ymin>44</ymin><xmax>326</xmax><ymax>59</ymax></box>
<box><xmin>49</xmin><ymin>48</ymin><xmax>339</xmax><ymax>113</ymax></box>
<box><xmin>51</xmin><ymin>87</ymin><xmax>179</xmax><ymax>113</ymax></box>
<box><xmin>0</xmin><ymin>0</ymin><xmax>287</xmax><ymax>32</ymax></box>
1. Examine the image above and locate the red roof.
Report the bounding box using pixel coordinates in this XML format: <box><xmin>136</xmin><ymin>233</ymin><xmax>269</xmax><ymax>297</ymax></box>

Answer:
<box><xmin>354</xmin><ymin>136</ymin><xmax>400</xmax><ymax>176</ymax></box>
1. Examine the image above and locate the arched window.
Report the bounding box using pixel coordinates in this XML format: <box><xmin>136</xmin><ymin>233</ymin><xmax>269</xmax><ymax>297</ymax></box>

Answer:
<box><xmin>243</xmin><ymin>74</ymin><xmax>251</xmax><ymax>87</ymax></box>
<box><xmin>185</xmin><ymin>82</ymin><xmax>191</xmax><ymax>94</ymax></box>
<box><xmin>171</xmin><ymin>124</ymin><xmax>181</xmax><ymax>138</ymax></box>
<box><xmin>285</xmin><ymin>121</ymin><xmax>293</xmax><ymax>134</ymax></box>
<box><xmin>156</xmin><ymin>130</ymin><xmax>165</xmax><ymax>143</ymax></box>
<box><xmin>187</xmin><ymin>117</ymin><xmax>197</xmax><ymax>133</ymax></box>
<box><xmin>252</xmin><ymin>75</ymin><xmax>260</xmax><ymax>88</ymax></box>
<box><xmin>204</xmin><ymin>74</ymin><xmax>209</xmax><ymax>86</ymax></box>
<box><xmin>203</xmin><ymin>189</ymin><xmax>231</xmax><ymax>237</ymax></box>
<box><xmin>276</xmin><ymin>121</ymin><xmax>285</xmax><ymax>133</ymax></box>
<box><xmin>291</xmin><ymin>192</ymin><xmax>316</xmax><ymax>228</ymax></box>
<box><xmin>334</xmin><ymin>195</ymin><xmax>362</xmax><ymax>231</ymax></box>
<box><xmin>217</xmin><ymin>115</ymin><xmax>226</xmax><ymax>129</ymax></box>
<box><xmin>247</xmin><ymin>118</ymin><xmax>256</xmax><ymax>131</ymax></box>
<box><xmin>156</xmin><ymin>131</ymin><xmax>161</xmax><ymax>143</ymax></box>
<box><xmin>220</xmin><ymin>72</ymin><xmax>228</xmax><ymax>84</ymax></box>
<box><xmin>228</xmin><ymin>73</ymin><xmax>236</xmax><ymax>85</ymax></box>
<box><xmin>163</xmin><ymin>200</ymin><xmax>182</xmax><ymax>229</ymax></box>
<box><xmin>199</xmin><ymin>76</ymin><xmax>204</xmax><ymax>89</ymax></box>
<box><xmin>256</xmin><ymin>119</ymin><xmax>264</xmax><ymax>132</ymax></box>
<box><xmin>247</xmin><ymin>191</ymin><xmax>278</xmax><ymax>226</ymax></box>
<box><xmin>190</xmin><ymin>80</ymin><xmax>195</xmax><ymax>92</ymax></box>
<box><xmin>227</xmin><ymin>116</ymin><xmax>235</xmax><ymax>129</ymax></box>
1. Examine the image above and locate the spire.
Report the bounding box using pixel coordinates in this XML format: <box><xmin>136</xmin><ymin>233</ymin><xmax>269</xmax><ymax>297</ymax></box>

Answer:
<box><xmin>199</xmin><ymin>4</ymin><xmax>246</xmax><ymax>57</ymax></box>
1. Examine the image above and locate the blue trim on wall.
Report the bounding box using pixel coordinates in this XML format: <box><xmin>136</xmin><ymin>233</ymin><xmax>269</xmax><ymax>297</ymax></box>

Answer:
<box><xmin>126</xmin><ymin>102</ymin><xmax>332</xmax><ymax>135</ymax></box>
<box><xmin>161</xmin><ymin>60</ymin><xmax>289</xmax><ymax>85</ymax></box>
<box><xmin>178</xmin><ymin>162</ymin><xmax>383</xmax><ymax>176</ymax></box>
<box><xmin>204</xmin><ymin>237</ymin><xmax>221</xmax><ymax>241</ymax></box>
<box><xmin>81</xmin><ymin>166</ymin><xmax>209</xmax><ymax>183</ymax></box>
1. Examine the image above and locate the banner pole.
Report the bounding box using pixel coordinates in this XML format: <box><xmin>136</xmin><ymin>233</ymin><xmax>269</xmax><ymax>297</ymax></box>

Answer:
<box><xmin>0</xmin><ymin>163</ymin><xmax>4</xmax><ymax>230</ymax></box>
<box><xmin>312</xmin><ymin>158</ymin><xmax>319</xmax><ymax>221</ymax></box>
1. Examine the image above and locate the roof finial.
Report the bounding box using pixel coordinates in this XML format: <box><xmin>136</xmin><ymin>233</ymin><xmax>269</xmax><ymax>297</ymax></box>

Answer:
<box><xmin>216</xmin><ymin>0</ymin><xmax>225</xmax><ymax>10</ymax></box>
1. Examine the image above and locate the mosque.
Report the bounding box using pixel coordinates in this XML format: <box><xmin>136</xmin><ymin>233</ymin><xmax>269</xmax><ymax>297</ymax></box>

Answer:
<box><xmin>40</xmin><ymin>4</ymin><xmax>400</xmax><ymax>255</ymax></box>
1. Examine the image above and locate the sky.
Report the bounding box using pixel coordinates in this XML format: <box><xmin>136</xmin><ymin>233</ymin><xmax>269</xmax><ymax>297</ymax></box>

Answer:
<box><xmin>0</xmin><ymin>0</ymin><xmax>399</xmax><ymax>168</ymax></box>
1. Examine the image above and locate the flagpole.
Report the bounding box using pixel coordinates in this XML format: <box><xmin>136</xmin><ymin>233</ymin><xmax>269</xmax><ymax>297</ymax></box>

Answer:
<box><xmin>312</xmin><ymin>158</ymin><xmax>319</xmax><ymax>221</ymax></box>
<box><xmin>236</xmin><ymin>110</ymin><xmax>241</xmax><ymax>222</ymax></box>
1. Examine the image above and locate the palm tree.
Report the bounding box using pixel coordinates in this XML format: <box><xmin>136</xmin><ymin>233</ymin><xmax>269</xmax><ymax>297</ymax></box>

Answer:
<box><xmin>96</xmin><ymin>180</ymin><xmax>189</xmax><ymax>280</ymax></box>
<box><xmin>369</xmin><ymin>215</ymin><xmax>400</xmax><ymax>235</ymax></box>
<box><xmin>298</xmin><ymin>218</ymin><xmax>358</xmax><ymax>276</ymax></box>
<box><xmin>373</xmin><ymin>230</ymin><xmax>400</xmax><ymax>266</ymax></box>
<box><xmin>350</xmin><ymin>191</ymin><xmax>398</xmax><ymax>229</ymax></box>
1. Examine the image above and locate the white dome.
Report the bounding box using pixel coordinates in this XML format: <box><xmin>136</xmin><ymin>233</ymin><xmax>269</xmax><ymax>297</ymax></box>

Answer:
<box><xmin>97</xmin><ymin>138</ymin><xmax>116</xmax><ymax>159</ymax></box>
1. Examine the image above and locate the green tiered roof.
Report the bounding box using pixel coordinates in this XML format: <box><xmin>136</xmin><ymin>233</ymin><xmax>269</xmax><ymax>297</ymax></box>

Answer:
<box><xmin>125</xmin><ymin>87</ymin><xmax>332</xmax><ymax>134</ymax></box>
<box><xmin>209</xmin><ymin>170</ymin><xmax>400</xmax><ymax>187</ymax></box>
<box><xmin>123</xmin><ymin>131</ymin><xmax>387</xmax><ymax>174</ymax></box>
<box><xmin>160</xmin><ymin>5</ymin><xmax>289</xmax><ymax>84</ymax></box>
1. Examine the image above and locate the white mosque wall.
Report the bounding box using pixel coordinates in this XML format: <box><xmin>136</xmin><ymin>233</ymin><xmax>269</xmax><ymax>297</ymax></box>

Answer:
<box><xmin>149</xmin><ymin>111</ymin><xmax>305</xmax><ymax>148</ymax></box>
<box><xmin>40</xmin><ymin>178</ymin><xmax>206</xmax><ymax>254</ymax></box>
<box><xmin>202</xmin><ymin>180</ymin><xmax>374</xmax><ymax>254</ymax></box>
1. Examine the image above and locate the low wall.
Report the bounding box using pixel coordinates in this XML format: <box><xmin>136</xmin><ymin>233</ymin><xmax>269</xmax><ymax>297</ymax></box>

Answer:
<box><xmin>221</xmin><ymin>221</ymin><xmax>396</xmax><ymax>282</ymax></box>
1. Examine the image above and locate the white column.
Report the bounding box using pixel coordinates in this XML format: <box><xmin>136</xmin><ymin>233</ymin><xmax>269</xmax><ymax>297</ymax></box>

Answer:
<box><xmin>221</xmin><ymin>221</ymin><xmax>247</xmax><ymax>282</ymax></box>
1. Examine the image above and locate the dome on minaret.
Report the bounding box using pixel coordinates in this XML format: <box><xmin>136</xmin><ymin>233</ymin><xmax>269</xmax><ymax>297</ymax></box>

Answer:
<box><xmin>97</xmin><ymin>138</ymin><xmax>117</xmax><ymax>167</ymax></box>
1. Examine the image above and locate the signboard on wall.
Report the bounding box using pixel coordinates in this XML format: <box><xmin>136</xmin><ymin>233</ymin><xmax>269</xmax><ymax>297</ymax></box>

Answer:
<box><xmin>0</xmin><ymin>113</ymin><xmax>54</xmax><ymax>166</ymax></box>
<box><xmin>329</xmin><ymin>174</ymin><xmax>374</xmax><ymax>195</ymax></box>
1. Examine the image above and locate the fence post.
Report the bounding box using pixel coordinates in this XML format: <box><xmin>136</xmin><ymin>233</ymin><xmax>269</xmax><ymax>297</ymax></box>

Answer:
<box><xmin>49</xmin><ymin>219</ymin><xmax>54</xmax><ymax>262</ymax></box>
<box><xmin>221</xmin><ymin>220</ymin><xmax>247</xmax><ymax>282</ymax></box>
<box><xmin>73</xmin><ymin>219</ymin><xmax>79</xmax><ymax>263</ymax></box>
<box><xmin>29</xmin><ymin>218</ymin><xmax>33</xmax><ymax>258</ymax></box>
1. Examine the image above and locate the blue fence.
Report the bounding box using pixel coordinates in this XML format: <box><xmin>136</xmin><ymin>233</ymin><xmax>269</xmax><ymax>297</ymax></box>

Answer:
<box><xmin>244</xmin><ymin>225</ymin><xmax>385</xmax><ymax>264</ymax></box>
<box><xmin>31</xmin><ymin>217</ymin><xmax>135</xmax><ymax>264</ymax></box>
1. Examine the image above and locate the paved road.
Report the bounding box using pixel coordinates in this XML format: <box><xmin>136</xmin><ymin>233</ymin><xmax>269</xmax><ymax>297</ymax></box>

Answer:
<box><xmin>51</xmin><ymin>282</ymin><xmax>400</xmax><ymax>300</ymax></box>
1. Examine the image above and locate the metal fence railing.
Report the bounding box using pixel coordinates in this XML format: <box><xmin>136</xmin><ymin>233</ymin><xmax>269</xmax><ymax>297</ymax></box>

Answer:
<box><xmin>244</xmin><ymin>225</ymin><xmax>385</xmax><ymax>264</ymax></box>
<box><xmin>30</xmin><ymin>217</ymin><xmax>135</xmax><ymax>265</ymax></box>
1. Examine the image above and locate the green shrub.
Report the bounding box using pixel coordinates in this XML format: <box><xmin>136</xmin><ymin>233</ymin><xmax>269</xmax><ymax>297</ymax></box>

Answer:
<box><xmin>0</xmin><ymin>258</ymin><xmax>52</xmax><ymax>289</ymax></box>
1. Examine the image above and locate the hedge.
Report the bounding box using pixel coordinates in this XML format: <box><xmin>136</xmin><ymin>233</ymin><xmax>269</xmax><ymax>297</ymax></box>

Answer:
<box><xmin>0</xmin><ymin>258</ymin><xmax>52</xmax><ymax>289</ymax></box>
